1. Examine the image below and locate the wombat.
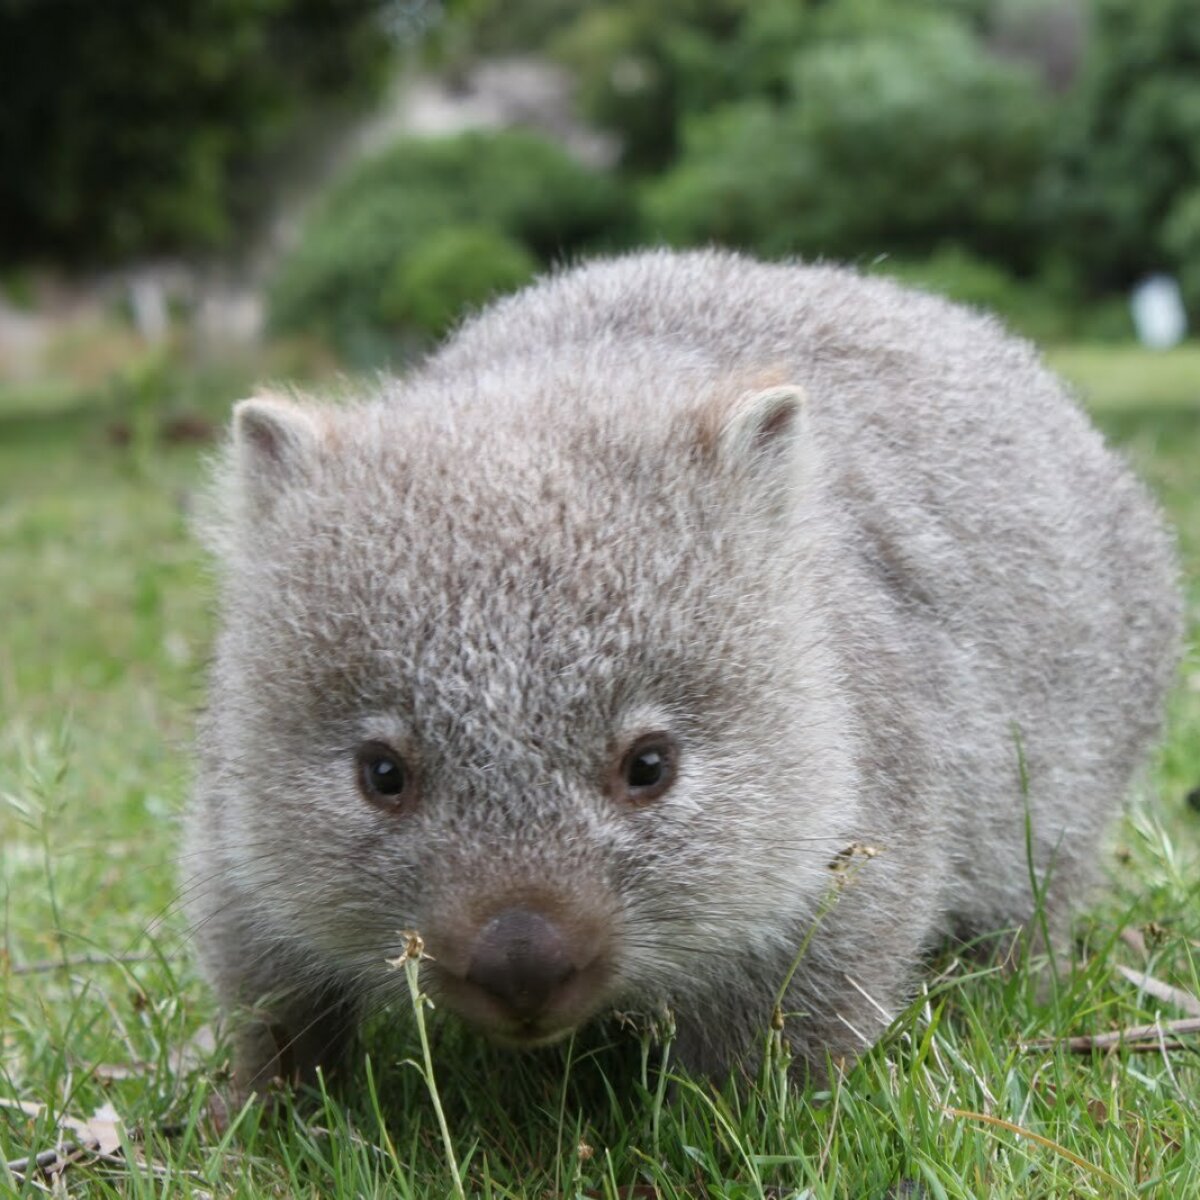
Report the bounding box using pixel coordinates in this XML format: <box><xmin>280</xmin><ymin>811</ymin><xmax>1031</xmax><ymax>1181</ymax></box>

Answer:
<box><xmin>183</xmin><ymin>250</ymin><xmax>1181</xmax><ymax>1092</ymax></box>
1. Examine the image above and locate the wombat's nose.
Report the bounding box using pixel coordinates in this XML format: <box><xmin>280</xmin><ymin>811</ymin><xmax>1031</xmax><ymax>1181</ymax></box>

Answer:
<box><xmin>466</xmin><ymin>908</ymin><xmax>576</xmax><ymax>1018</ymax></box>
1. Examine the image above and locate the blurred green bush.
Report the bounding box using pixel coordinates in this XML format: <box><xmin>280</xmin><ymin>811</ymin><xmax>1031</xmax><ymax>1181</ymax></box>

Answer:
<box><xmin>870</xmin><ymin>246</ymin><xmax>1131</xmax><ymax>343</ymax></box>
<box><xmin>0</xmin><ymin>0</ymin><xmax>394</xmax><ymax>262</ymax></box>
<box><xmin>1164</xmin><ymin>190</ymin><xmax>1200</xmax><ymax>318</ymax></box>
<box><xmin>454</xmin><ymin>0</ymin><xmax>1198</xmax><ymax>339</ymax></box>
<box><xmin>380</xmin><ymin>226</ymin><xmax>538</xmax><ymax>337</ymax></box>
<box><xmin>267</xmin><ymin>130</ymin><xmax>630</xmax><ymax>359</ymax></box>
<box><xmin>531</xmin><ymin>1</ymin><xmax>1003</xmax><ymax>173</ymax></box>
<box><xmin>1045</xmin><ymin>0</ymin><xmax>1200</xmax><ymax>307</ymax></box>
<box><xmin>639</xmin><ymin>18</ymin><xmax>1048</xmax><ymax>268</ymax></box>
<box><xmin>9</xmin><ymin>0</ymin><xmax>1195</xmax><ymax>347</ymax></box>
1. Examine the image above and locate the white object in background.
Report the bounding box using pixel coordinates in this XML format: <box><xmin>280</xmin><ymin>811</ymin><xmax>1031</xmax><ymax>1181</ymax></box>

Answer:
<box><xmin>1130</xmin><ymin>274</ymin><xmax>1187</xmax><ymax>349</ymax></box>
<box><xmin>129</xmin><ymin>275</ymin><xmax>169</xmax><ymax>344</ymax></box>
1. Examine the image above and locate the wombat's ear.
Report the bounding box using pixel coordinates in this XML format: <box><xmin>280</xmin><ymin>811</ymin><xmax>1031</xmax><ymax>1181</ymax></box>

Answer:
<box><xmin>713</xmin><ymin>384</ymin><xmax>809</xmax><ymax>472</ymax></box>
<box><xmin>231</xmin><ymin>393</ymin><xmax>322</xmax><ymax>512</ymax></box>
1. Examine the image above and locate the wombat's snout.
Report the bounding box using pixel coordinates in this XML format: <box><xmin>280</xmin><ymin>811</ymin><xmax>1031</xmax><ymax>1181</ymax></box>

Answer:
<box><xmin>426</xmin><ymin>897</ymin><xmax>611</xmax><ymax>1043</ymax></box>
<box><xmin>466</xmin><ymin>908</ymin><xmax>577</xmax><ymax>1019</ymax></box>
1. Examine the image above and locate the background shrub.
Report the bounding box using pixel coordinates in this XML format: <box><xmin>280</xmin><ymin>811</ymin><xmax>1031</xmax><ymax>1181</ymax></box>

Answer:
<box><xmin>539</xmin><ymin>0</ymin><xmax>996</xmax><ymax>173</ymax></box>
<box><xmin>1164</xmin><ymin>189</ymin><xmax>1200</xmax><ymax>318</ymax></box>
<box><xmin>870</xmin><ymin>245</ymin><xmax>1132</xmax><ymax>343</ymax></box>
<box><xmin>455</xmin><ymin>0</ymin><xmax>1197</xmax><ymax>339</ymax></box>
<box><xmin>267</xmin><ymin>130</ymin><xmax>630</xmax><ymax>360</ymax></box>
<box><xmin>0</xmin><ymin>0</ymin><xmax>394</xmax><ymax>262</ymax></box>
<box><xmin>1044</xmin><ymin>0</ymin><xmax>1200</xmax><ymax>300</ymax></box>
<box><xmin>7</xmin><ymin>0</ymin><xmax>1198</xmax><ymax>345</ymax></box>
<box><xmin>639</xmin><ymin>18</ymin><xmax>1050</xmax><ymax>268</ymax></box>
<box><xmin>379</xmin><ymin>226</ymin><xmax>538</xmax><ymax>337</ymax></box>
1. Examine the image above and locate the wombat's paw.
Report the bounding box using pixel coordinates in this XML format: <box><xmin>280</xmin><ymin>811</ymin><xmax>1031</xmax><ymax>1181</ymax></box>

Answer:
<box><xmin>224</xmin><ymin>994</ymin><xmax>357</xmax><ymax>1103</ymax></box>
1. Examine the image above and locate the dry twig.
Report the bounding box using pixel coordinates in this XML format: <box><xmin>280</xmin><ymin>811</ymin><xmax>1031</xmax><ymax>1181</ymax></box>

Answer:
<box><xmin>1021</xmin><ymin>1016</ymin><xmax>1200</xmax><ymax>1053</ymax></box>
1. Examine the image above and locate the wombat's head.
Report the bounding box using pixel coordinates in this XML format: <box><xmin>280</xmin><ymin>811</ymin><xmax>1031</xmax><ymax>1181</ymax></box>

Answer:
<box><xmin>198</xmin><ymin>366</ymin><xmax>861</xmax><ymax>1046</ymax></box>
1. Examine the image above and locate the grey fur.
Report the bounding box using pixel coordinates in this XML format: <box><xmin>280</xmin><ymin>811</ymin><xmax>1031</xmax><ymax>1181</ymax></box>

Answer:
<box><xmin>183</xmin><ymin>249</ymin><xmax>1181</xmax><ymax>1089</ymax></box>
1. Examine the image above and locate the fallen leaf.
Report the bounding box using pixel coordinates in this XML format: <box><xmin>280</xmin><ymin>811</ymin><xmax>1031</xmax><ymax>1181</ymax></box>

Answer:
<box><xmin>1115</xmin><ymin>964</ymin><xmax>1200</xmax><ymax>1018</ymax></box>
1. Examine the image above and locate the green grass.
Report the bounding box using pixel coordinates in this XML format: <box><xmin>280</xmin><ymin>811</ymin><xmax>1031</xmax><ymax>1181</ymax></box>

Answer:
<box><xmin>2</xmin><ymin>343</ymin><xmax>1198</xmax><ymax>1198</ymax></box>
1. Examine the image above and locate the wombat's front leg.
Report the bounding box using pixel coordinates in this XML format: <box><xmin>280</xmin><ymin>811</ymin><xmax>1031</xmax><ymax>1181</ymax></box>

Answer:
<box><xmin>191</xmin><ymin>892</ymin><xmax>358</xmax><ymax>1098</ymax></box>
<box><xmin>226</xmin><ymin>986</ymin><xmax>359</xmax><ymax>1099</ymax></box>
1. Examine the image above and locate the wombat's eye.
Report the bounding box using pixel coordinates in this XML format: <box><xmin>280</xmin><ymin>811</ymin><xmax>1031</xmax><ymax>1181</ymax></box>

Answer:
<box><xmin>354</xmin><ymin>742</ymin><xmax>414</xmax><ymax>811</ymax></box>
<box><xmin>614</xmin><ymin>733</ymin><xmax>679</xmax><ymax>804</ymax></box>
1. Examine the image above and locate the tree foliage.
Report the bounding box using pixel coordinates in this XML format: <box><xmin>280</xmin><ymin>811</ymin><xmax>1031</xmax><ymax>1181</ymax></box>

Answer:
<box><xmin>10</xmin><ymin>0</ymin><xmax>1197</xmax><ymax>335</ymax></box>
<box><xmin>1045</xmin><ymin>0</ymin><xmax>1200</xmax><ymax>303</ymax></box>
<box><xmin>0</xmin><ymin>0</ymin><xmax>394</xmax><ymax>261</ymax></box>
<box><xmin>379</xmin><ymin>226</ymin><xmax>538</xmax><ymax>338</ymax></box>
<box><xmin>641</xmin><ymin>18</ymin><xmax>1048</xmax><ymax>268</ymax></box>
<box><xmin>459</xmin><ymin>0</ymin><xmax>1199</xmax><ymax>324</ymax></box>
<box><xmin>267</xmin><ymin>130</ymin><xmax>629</xmax><ymax>359</ymax></box>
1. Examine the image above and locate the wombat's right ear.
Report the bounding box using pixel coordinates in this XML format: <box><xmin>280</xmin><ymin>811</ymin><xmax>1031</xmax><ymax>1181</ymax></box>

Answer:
<box><xmin>701</xmin><ymin>383</ymin><xmax>815</xmax><ymax>510</ymax></box>
<box><xmin>715</xmin><ymin>384</ymin><xmax>808</xmax><ymax>465</ymax></box>
<box><xmin>231</xmin><ymin>394</ymin><xmax>321</xmax><ymax>513</ymax></box>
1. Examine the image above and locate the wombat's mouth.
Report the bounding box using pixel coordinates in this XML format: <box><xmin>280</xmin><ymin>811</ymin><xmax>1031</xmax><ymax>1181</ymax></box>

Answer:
<box><xmin>488</xmin><ymin>1020</ymin><xmax>578</xmax><ymax>1049</ymax></box>
<box><xmin>425</xmin><ymin>953</ymin><xmax>612</xmax><ymax>1046</ymax></box>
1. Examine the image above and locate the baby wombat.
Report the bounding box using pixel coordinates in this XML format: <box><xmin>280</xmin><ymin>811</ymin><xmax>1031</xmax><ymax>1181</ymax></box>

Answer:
<box><xmin>184</xmin><ymin>250</ymin><xmax>1181</xmax><ymax>1092</ymax></box>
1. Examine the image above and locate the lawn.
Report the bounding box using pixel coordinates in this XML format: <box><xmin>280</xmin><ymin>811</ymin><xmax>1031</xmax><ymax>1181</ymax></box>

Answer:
<box><xmin>1</xmin><ymin>342</ymin><xmax>1198</xmax><ymax>1198</ymax></box>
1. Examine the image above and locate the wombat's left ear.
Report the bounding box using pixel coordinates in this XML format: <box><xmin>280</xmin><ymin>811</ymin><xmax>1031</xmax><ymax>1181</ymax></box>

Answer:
<box><xmin>713</xmin><ymin>384</ymin><xmax>809</xmax><ymax>473</ymax></box>
<box><xmin>231</xmin><ymin>392</ymin><xmax>323</xmax><ymax>513</ymax></box>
